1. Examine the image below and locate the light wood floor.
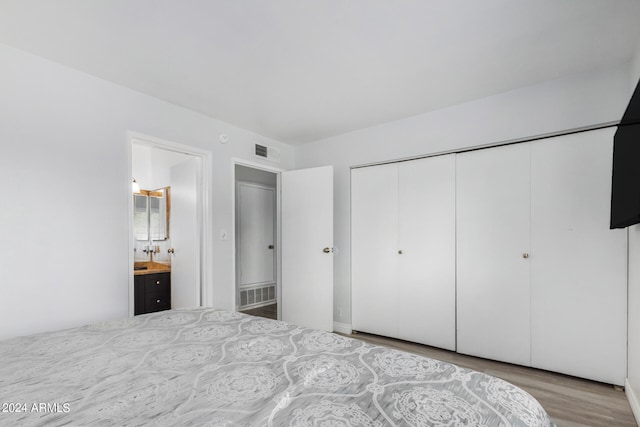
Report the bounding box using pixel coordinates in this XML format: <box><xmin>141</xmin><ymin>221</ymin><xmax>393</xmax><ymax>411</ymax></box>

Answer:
<box><xmin>347</xmin><ymin>332</ymin><xmax>637</xmax><ymax>427</ymax></box>
<box><xmin>240</xmin><ymin>306</ymin><xmax>636</xmax><ymax>426</ymax></box>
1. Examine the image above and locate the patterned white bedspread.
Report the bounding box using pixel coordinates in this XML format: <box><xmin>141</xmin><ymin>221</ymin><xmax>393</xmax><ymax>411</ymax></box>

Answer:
<box><xmin>0</xmin><ymin>308</ymin><xmax>554</xmax><ymax>426</ymax></box>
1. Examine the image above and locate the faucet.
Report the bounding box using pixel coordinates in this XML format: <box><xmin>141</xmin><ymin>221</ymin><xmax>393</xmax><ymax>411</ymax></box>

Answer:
<box><xmin>142</xmin><ymin>243</ymin><xmax>158</xmax><ymax>262</ymax></box>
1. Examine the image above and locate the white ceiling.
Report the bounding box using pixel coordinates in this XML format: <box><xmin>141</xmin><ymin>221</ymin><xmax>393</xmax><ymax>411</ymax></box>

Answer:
<box><xmin>1</xmin><ymin>1</ymin><xmax>639</xmax><ymax>145</ymax></box>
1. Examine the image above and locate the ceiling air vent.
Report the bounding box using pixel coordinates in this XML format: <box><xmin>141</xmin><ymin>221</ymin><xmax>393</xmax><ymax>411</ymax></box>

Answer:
<box><xmin>254</xmin><ymin>143</ymin><xmax>281</xmax><ymax>163</ymax></box>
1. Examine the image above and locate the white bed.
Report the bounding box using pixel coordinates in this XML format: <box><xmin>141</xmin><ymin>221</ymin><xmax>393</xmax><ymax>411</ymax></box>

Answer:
<box><xmin>0</xmin><ymin>308</ymin><xmax>554</xmax><ymax>426</ymax></box>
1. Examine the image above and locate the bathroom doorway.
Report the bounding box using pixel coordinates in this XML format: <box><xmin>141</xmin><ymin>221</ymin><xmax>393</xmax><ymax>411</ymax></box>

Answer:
<box><xmin>234</xmin><ymin>163</ymin><xmax>280</xmax><ymax>320</ymax></box>
<box><xmin>129</xmin><ymin>132</ymin><xmax>211</xmax><ymax>316</ymax></box>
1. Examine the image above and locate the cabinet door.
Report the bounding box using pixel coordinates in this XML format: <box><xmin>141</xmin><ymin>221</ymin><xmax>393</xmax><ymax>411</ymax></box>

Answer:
<box><xmin>456</xmin><ymin>144</ymin><xmax>531</xmax><ymax>366</ymax></box>
<box><xmin>530</xmin><ymin>128</ymin><xmax>627</xmax><ymax>385</ymax></box>
<box><xmin>144</xmin><ymin>273</ymin><xmax>171</xmax><ymax>295</ymax></box>
<box><xmin>398</xmin><ymin>155</ymin><xmax>456</xmax><ymax>350</ymax></box>
<box><xmin>351</xmin><ymin>163</ymin><xmax>398</xmax><ymax>337</ymax></box>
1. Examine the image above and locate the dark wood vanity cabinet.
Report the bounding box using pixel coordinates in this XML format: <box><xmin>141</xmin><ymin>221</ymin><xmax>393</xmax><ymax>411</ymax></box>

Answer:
<box><xmin>134</xmin><ymin>272</ymin><xmax>171</xmax><ymax>315</ymax></box>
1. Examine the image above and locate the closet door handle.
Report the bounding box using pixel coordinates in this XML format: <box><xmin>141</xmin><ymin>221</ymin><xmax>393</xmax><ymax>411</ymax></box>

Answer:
<box><xmin>398</xmin><ymin>250</ymin><xmax>403</xmax><ymax>255</ymax></box>
<box><xmin>323</xmin><ymin>247</ymin><xmax>332</xmax><ymax>253</ymax></box>
<box><xmin>268</xmin><ymin>245</ymin><xmax>274</xmax><ymax>249</ymax></box>
<box><xmin>522</xmin><ymin>253</ymin><xmax>529</xmax><ymax>259</ymax></box>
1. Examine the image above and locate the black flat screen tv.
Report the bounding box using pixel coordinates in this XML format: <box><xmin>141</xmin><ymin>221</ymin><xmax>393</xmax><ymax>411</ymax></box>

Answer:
<box><xmin>610</xmin><ymin>78</ymin><xmax>640</xmax><ymax>229</ymax></box>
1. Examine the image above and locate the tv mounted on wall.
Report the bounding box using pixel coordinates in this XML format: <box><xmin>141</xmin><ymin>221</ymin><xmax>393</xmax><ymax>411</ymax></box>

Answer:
<box><xmin>610</xmin><ymin>78</ymin><xmax>640</xmax><ymax>229</ymax></box>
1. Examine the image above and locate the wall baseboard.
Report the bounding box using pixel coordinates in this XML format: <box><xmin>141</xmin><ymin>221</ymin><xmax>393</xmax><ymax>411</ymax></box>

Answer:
<box><xmin>333</xmin><ymin>322</ymin><xmax>352</xmax><ymax>334</ymax></box>
<box><xmin>626</xmin><ymin>379</ymin><xmax>640</xmax><ymax>425</ymax></box>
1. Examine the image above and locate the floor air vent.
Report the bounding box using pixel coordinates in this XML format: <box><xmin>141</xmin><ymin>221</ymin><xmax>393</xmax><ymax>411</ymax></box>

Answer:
<box><xmin>239</xmin><ymin>284</ymin><xmax>276</xmax><ymax>309</ymax></box>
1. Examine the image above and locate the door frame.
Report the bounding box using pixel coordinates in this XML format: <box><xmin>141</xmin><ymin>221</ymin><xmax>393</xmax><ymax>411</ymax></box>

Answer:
<box><xmin>127</xmin><ymin>131</ymin><xmax>212</xmax><ymax>316</ymax></box>
<box><xmin>231</xmin><ymin>158</ymin><xmax>284</xmax><ymax>319</ymax></box>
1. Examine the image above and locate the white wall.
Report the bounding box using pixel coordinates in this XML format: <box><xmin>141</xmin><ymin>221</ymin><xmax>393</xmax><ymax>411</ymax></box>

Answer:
<box><xmin>0</xmin><ymin>43</ymin><xmax>294</xmax><ymax>340</ymax></box>
<box><xmin>295</xmin><ymin>61</ymin><xmax>635</xmax><ymax>327</ymax></box>
<box><xmin>629</xmin><ymin>225</ymin><xmax>640</xmax><ymax>419</ymax></box>
<box><xmin>235</xmin><ymin>165</ymin><xmax>277</xmax><ymax>187</ymax></box>
<box><xmin>132</xmin><ymin>144</ymin><xmax>193</xmax><ymax>191</ymax></box>
<box><xmin>626</xmin><ymin>46</ymin><xmax>640</xmax><ymax>423</ymax></box>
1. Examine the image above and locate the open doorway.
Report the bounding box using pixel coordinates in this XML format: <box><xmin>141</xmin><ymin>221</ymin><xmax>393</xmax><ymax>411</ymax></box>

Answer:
<box><xmin>234</xmin><ymin>164</ymin><xmax>279</xmax><ymax>320</ymax></box>
<box><xmin>129</xmin><ymin>133</ymin><xmax>211</xmax><ymax>316</ymax></box>
<box><xmin>232</xmin><ymin>161</ymin><xmax>334</xmax><ymax>331</ymax></box>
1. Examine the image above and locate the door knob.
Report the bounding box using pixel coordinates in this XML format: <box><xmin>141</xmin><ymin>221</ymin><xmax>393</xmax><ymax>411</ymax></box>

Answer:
<box><xmin>398</xmin><ymin>250</ymin><xmax>403</xmax><ymax>255</ymax></box>
<box><xmin>323</xmin><ymin>247</ymin><xmax>332</xmax><ymax>253</ymax></box>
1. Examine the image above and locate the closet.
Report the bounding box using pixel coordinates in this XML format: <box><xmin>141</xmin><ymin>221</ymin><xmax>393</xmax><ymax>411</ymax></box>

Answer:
<box><xmin>529</xmin><ymin>129</ymin><xmax>626</xmax><ymax>384</ymax></box>
<box><xmin>457</xmin><ymin>128</ymin><xmax>627</xmax><ymax>385</ymax></box>
<box><xmin>351</xmin><ymin>127</ymin><xmax>627</xmax><ymax>385</ymax></box>
<box><xmin>456</xmin><ymin>143</ymin><xmax>532</xmax><ymax>366</ymax></box>
<box><xmin>351</xmin><ymin>154</ymin><xmax>456</xmax><ymax>350</ymax></box>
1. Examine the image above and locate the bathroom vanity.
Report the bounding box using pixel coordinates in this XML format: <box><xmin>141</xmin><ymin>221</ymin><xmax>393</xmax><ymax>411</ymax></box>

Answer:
<box><xmin>134</xmin><ymin>262</ymin><xmax>171</xmax><ymax>315</ymax></box>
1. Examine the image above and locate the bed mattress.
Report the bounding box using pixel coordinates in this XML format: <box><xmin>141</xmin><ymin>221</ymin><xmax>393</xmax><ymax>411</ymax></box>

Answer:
<box><xmin>0</xmin><ymin>308</ymin><xmax>554</xmax><ymax>426</ymax></box>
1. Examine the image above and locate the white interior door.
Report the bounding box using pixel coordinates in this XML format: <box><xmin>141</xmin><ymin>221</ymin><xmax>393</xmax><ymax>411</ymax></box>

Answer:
<box><xmin>530</xmin><ymin>128</ymin><xmax>627</xmax><ymax>385</ymax></box>
<box><xmin>456</xmin><ymin>144</ymin><xmax>531</xmax><ymax>366</ymax></box>
<box><xmin>170</xmin><ymin>158</ymin><xmax>200</xmax><ymax>308</ymax></box>
<box><xmin>281</xmin><ymin>166</ymin><xmax>333</xmax><ymax>331</ymax></box>
<box><xmin>351</xmin><ymin>163</ymin><xmax>399</xmax><ymax>337</ymax></box>
<box><xmin>398</xmin><ymin>155</ymin><xmax>456</xmax><ymax>350</ymax></box>
<box><xmin>237</xmin><ymin>182</ymin><xmax>275</xmax><ymax>287</ymax></box>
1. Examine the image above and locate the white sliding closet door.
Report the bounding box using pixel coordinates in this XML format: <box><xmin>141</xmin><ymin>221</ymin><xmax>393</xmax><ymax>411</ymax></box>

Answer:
<box><xmin>530</xmin><ymin>128</ymin><xmax>627</xmax><ymax>385</ymax></box>
<box><xmin>398</xmin><ymin>155</ymin><xmax>456</xmax><ymax>350</ymax></box>
<box><xmin>457</xmin><ymin>144</ymin><xmax>531</xmax><ymax>366</ymax></box>
<box><xmin>351</xmin><ymin>163</ymin><xmax>398</xmax><ymax>337</ymax></box>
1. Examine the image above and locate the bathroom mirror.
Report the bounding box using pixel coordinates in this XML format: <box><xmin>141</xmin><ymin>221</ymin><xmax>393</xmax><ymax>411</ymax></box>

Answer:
<box><xmin>134</xmin><ymin>187</ymin><xmax>170</xmax><ymax>241</ymax></box>
<box><xmin>134</xmin><ymin>193</ymin><xmax>149</xmax><ymax>241</ymax></box>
